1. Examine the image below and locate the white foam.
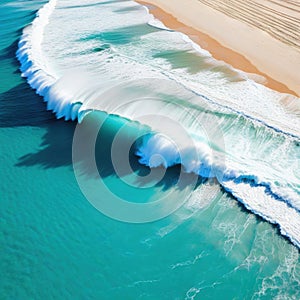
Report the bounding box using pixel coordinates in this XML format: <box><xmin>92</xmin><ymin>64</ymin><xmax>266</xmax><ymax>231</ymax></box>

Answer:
<box><xmin>222</xmin><ymin>181</ymin><xmax>300</xmax><ymax>248</ymax></box>
<box><xmin>16</xmin><ymin>0</ymin><xmax>82</xmax><ymax>120</ymax></box>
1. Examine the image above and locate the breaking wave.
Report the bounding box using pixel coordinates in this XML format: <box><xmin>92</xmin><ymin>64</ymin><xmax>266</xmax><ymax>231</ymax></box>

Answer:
<box><xmin>17</xmin><ymin>0</ymin><xmax>300</xmax><ymax>247</ymax></box>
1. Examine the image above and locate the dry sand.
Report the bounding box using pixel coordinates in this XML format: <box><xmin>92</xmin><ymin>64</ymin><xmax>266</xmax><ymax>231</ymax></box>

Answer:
<box><xmin>137</xmin><ymin>0</ymin><xmax>300</xmax><ymax>96</ymax></box>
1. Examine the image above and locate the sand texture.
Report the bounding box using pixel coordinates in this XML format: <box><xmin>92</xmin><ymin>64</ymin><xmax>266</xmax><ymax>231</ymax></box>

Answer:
<box><xmin>139</xmin><ymin>0</ymin><xmax>300</xmax><ymax>96</ymax></box>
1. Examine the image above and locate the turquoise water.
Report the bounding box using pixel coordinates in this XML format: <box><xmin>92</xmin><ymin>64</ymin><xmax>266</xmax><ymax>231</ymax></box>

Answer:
<box><xmin>1</xmin><ymin>0</ymin><xmax>300</xmax><ymax>299</ymax></box>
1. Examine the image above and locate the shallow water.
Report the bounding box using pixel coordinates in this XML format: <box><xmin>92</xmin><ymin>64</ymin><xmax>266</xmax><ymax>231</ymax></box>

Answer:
<box><xmin>1</xmin><ymin>0</ymin><xmax>300</xmax><ymax>299</ymax></box>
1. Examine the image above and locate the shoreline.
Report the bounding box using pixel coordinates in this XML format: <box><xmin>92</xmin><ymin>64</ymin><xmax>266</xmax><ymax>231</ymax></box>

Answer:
<box><xmin>137</xmin><ymin>0</ymin><xmax>299</xmax><ymax>97</ymax></box>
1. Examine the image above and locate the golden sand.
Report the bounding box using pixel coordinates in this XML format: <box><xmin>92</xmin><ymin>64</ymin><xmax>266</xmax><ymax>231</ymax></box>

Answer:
<box><xmin>138</xmin><ymin>0</ymin><xmax>300</xmax><ymax>96</ymax></box>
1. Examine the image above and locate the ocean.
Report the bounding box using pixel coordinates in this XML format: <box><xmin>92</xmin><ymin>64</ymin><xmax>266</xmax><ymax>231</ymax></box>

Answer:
<box><xmin>1</xmin><ymin>0</ymin><xmax>300</xmax><ymax>299</ymax></box>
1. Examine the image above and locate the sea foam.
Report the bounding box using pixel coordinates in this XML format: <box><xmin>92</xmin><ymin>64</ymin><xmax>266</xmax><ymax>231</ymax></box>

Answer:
<box><xmin>16</xmin><ymin>0</ymin><xmax>82</xmax><ymax>120</ymax></box>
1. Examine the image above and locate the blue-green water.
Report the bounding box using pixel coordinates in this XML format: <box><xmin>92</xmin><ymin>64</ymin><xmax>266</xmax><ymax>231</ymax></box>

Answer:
<box><xmin>1</xmin><ymin>1</ymin><xmax>300</xmax><ymax>299</ymax></box>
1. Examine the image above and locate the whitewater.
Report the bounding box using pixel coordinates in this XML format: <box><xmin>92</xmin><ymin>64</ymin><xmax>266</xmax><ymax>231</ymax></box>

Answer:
<box><xmin>16</xmin><ymin>0</ymin><xmax>300</xmax><ymax>247</ymax></box>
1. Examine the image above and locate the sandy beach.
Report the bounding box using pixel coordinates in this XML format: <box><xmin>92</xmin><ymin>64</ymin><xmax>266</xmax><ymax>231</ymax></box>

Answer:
<box><xmin>138</xmin><ymin>0</ymin><xmax>300</xmax><ymax>96</ymax></box>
